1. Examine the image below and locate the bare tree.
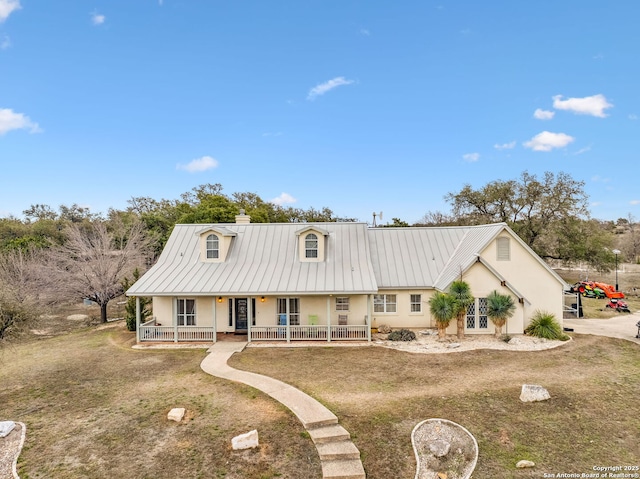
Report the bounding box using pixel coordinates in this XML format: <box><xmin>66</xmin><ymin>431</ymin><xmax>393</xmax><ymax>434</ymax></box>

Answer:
<box><xmin>0</xmin><ymin>248</ymin><xmax>48</xmax><ymax>341</ymax></box>
<box><xmin>48</xmin><ymin>221</ymin><xmax>150</xmax><ymax>323</ymax></box>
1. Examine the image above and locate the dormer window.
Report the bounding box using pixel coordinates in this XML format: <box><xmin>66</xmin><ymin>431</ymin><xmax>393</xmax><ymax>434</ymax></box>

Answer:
<box><xmin>305</xmin><ymin>233</ymin><xmax>318</xmax><ymax>258</ymax></box>
<box><xmin>197</xmin><ymin>226</ymin><xmax>236</xmax><ymax>263</ymax></box>
<box><xmin>206</xmin><ymin>234</ymin><xmax>219</xmax><ymax>259</ymax></box>
<box><xmin>296</xmin><ymin>226</ymin><xmax>329</xmax><ymax>262</ymax></box>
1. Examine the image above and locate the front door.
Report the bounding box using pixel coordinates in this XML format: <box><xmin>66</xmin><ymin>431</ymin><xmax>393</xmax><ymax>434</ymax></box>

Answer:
<box><xmin>235</xmin><ymin>298</ymin><xmax>248</xmax><ymax>332</ymax></box>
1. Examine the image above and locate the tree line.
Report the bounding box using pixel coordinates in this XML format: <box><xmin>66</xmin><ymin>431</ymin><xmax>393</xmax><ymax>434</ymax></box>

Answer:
<box><xmin>0</xmin><ymin>173</ymin><xmax>637</xmax><ymax>343</ymax></box>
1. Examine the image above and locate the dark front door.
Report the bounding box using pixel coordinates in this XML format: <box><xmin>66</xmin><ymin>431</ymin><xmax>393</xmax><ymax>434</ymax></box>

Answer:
<box><xmin>235</xmin><ymin>298</ymin><xmax>248</xmax><ymax>332</ymax></box>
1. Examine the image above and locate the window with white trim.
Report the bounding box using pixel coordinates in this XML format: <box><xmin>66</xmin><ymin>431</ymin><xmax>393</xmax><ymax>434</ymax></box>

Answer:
<box><xmin>206</xmin><ymin>234</ymin><xmax>219</xmax><ymax>259</ymax></box>
<box><xmin>177</xmin><ymin>298</ymin><xmax>196</xmax><ymax>326</ymax></box>
<box><xmin>410</xmin><ymin>294</ymin><xmax>422</xmax><ymax>313</ymax></box>
<box><xmin>466</xmin><ymin>298</ymin><xmax>488</xmax><ymax>330</ymax></box>
<box><xmin>277</xmin><ymin>297</ymin><xmax>300</xmax><ymax>325</ymax></box>
<box><xmin>336</xmin><ymin>297</ymin><xmax>349</xmax><ymax>311</ymax></box>
<box><xmin>374</xmin><ymin>294</ymin><xmax>397</xmax><ymax>313</ymax></box>
<box><xmin>496</xmin><ymin>237</ymin><xmax>510</xmax><ymax>261</ymax></box>
<box><xmin>305</xmin><ymin>233</ymin><xmax>318</xmax><ymax>258</ymax></box>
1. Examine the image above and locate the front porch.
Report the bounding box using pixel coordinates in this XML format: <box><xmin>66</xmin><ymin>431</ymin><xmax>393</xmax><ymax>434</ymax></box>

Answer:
<box><xmin>138</xmin><ymin>317</ymin><xmax>370</xmax><ymax>343</ymax></box>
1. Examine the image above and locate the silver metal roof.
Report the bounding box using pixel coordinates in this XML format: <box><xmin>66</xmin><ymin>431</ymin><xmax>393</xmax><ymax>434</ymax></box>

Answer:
<box><xmin>127</xmin><ymin>221</ymin><xmax>566</xmax><ymax>297</ymax></box>
<box><xmin>127</xmin><ymin>222</ymin><xmax>378</xmax><ymax>296</ymax></box>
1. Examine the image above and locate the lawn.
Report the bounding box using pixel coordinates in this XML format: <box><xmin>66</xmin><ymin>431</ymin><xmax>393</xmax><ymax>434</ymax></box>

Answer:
<box><xmin>3</xmin><ymin>322</ymin><xmax>640</xmax><ymax>478</ymax></box>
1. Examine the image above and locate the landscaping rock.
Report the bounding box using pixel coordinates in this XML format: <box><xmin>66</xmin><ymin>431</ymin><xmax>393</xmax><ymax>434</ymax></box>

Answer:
<box><xmin>508</xmin><ymin>337</ymin><xmax>522</xmax><ymax>345</ymax></box>
<box><xmin>167</xmin><ymin>407</ymin><xmax>186</xmax><ymax>422</ymax></box>
<box><xmin>520</xmin><ymin>384</ymin><xmax>550</xmax><ymax>402</ymax></box>
<box><xmin>67</xmin><ymin>314</ymin><xmax>90</xmax><ymax>321</ymax></box>
<box><xmin>377</xmin><ymin>324</ymin><xmax>391</xmax><ymax>334</ymax></box>
<box><xmin>447</xmin><ymin>343</ymin><xmax>461</xmax><ymax>349</ymax></box>
<box><xmin>0</xmin><ymin>421</ymin><xmax>15</xmax><ymax>438</ymax></box>
<box><xmin>232</xmin><ymin>429</ymin><xmax>259</xmax><ymax>450</ymax></box>
<box><xmin>516</xmin><ymin>460</ymin><xmax>535</xmax><ymax>468</ymax></box>
<box><xmin>429</xmin><ymin>439</ymin><xmax>451</xmax><ymax>457</ymax></box>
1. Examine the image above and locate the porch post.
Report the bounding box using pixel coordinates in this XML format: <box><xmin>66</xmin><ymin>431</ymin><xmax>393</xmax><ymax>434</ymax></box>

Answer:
<box><xmin>135</xmin><ymin>297</ymin><xmax>140</xmax><ymax>343</ymax></box>
<box><xmin>174</xmin><ymin>303</ymin><xmax>179</xmax><ymax>343</ymax></box>
<box><xmin>212</xmin><ymin>297</ymin><xmax>217</xmax><ymax>343</ymax></box>
<box><xmin>327</xmin><ymin>296</ymin><xmax>331</xmax><ymax>342</ymax></box>
<box><xmin>247</xmin><ymin>296</ymin><xmax>252</xmax><ymax>343</ymax></box>
<box><xmin>367</xmin><ymin>294</ymin><xmax>372</xmax><ymax>342</ymax></box>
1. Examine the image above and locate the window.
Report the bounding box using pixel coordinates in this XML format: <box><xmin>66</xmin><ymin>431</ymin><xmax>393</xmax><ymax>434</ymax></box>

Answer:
<box><xmin>277</xmin><ymin>298</ymin><xmax>300</xmax><ymax>325</ymax></box>
<box><xmin>305</xmin><ymin>233</ymin><xmax>318</xmax><ymax>258</ymax></box>
<box><xmin>466</xmin><ymin>298</ymin><xmax>488</xmax><ymax>330</ymax></box>
<box><xmin>410</xmin><ymin>294</ymin><xmax>422</xmax><ymax>313</ymax></box>
<box><xmin>206</xmin><ymin>234</ymin><xmax>219</xmax><ymax>259</ymax></box>
<box><xmin>496</xmin><ymin>237</ymin><xmax>510</xmax><ymax>261</ymax></box>
<box><xmin>177</xmin><ymin>299</ymin><xmax>196</xmax><ymax>326</ymax></box>
<box><xmin>374</xmin><ymin>294</ymin><xmax>397</xmax><ymax>313</ymax></box>
<box><xmin>336</xmin><ymin>297</ymin><xmax>350</xmax><ymax>311</ymax></box>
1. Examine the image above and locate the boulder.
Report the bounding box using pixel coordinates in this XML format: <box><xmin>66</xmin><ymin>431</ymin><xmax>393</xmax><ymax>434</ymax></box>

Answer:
<box><xmin>516</xmin><ymin>460</ymin><xmax>535</xmax><ymax>468</ymax></box>
<box><xmin>429</xmin><ymin>439</ymin><xmax>451</xmax><ymax>457</ymax></box>
<box><xmin>232</xmin><ymin>429</ymin><xmax>259</xmax><ymax>450</ymax></box>
<box><xmin>377</xmin><ymin>324</ymin><xmax>392</xmax><ymax>334</ymax></box>
<box><xmin>520</xmin><ymin>384</ymin><xmax>550</xmax><ymax>402</ymax></box>
<box><xmin>447</xmin><ymin>343</ymin><xmax>461</xmax><ymax>349</ymax></box>
<box><xmin>167</xmin><ymin>408</ymin><xmax>186</xmax><ymax>422</ymax></box>
<box><xmin>0</xmin><ymin>421</ymin><xmax>16</xmax><ymax>438</ymax></box>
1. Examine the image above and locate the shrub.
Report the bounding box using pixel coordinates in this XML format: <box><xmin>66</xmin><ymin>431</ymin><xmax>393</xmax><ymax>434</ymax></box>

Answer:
<box><xmin>525</xmin><ymin>311</ymin><xmax>570</xmax><ymax>341</ymax></box>
<box><xmin>387</xmin><ymin>329</ymin><xmax>416</xmax><ymax>342</ymax></box>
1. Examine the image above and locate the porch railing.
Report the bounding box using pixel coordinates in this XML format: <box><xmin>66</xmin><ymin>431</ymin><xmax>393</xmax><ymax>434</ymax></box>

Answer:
<box><xmin>139</xmin><ymin>318</ymin><xmax>215</xmax><ymax>342</ymax></box>
<box><xmin>250</xmin><ymin>324</ymin><xmax>368</xmax><ymax>342</ymax></box>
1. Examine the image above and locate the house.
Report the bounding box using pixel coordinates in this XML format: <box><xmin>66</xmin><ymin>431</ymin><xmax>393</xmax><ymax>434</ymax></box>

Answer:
<box><xmin>126</xmin><ymin>213</ymin><xmax>567</xmax><ymax>343</ymax></box>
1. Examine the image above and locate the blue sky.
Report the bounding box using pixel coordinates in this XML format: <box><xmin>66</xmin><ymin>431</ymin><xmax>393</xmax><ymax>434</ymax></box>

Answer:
<box><xmin>1</xmin><ymin>1</ymin><xmax>639</xmax><ymax>224</ymax></box>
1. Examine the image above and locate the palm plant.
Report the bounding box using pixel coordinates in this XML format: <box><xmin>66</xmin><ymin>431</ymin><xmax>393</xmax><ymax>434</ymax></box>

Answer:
<box><xmin>449</xmin><ymin>280</ymin><xmax>474</xmax><ymax>340</ymax></box>
<box><xmin>486</xmin><ymin>290</ymin><xmax>516</xmax><ymax>338</ymax></box>
<box><xmin>429</xmin><ymin>291</ymin><xmax>457</xmax><ymax>340</ymax></box>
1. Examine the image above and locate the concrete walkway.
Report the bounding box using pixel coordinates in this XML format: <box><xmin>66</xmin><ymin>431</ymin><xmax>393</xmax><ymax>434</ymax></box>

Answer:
<box><xmin>200</xmin><ymin>342</ymin><xmax>366</xmax><ymax>479</ymax></box>
<box><xmin>564</xmin><ymin>313</ymin><xmax>640</xmax><ymax>345</ymax></box>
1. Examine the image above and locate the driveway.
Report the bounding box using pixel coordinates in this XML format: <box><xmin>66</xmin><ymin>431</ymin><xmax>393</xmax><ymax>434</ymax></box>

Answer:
<box><xmin>564</xmin><ymin>313</ymin><xmax>640</xmax><ymax>345</ymax></box>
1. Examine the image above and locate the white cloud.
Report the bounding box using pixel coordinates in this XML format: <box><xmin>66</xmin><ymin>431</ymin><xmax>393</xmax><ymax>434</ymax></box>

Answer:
<box><xmin>91</xmin><ymin>11</ymin><xmax>106</xmax><ymax>25</ymax></box>
<box><xmin>629</xmin><ymin>114</ymin><xmax>638</xmax><ymax>121</ymax></box>
<box><xmin>494</xmin><ymin>141</ymin><xmax>516</xmax><ymax>150</ymax></box>
<box><xmin>359</xmin><ymin>28</ymin><xmax>370</xmax><ymax>36</ymax></box>
<box><xmin>270</xmin><ymin>192</ymin><xmax>297</xmax><ymax>206</ymax></box>
<box><xmin>533</xmin><ymin>108</ymin><xmax>555</xmax><ymax>120</ymax></box>
<box><xmin>462</xmin><ymin>152</ymin><xmax>480</xmax><ymax>162</ymax></box>
<box><xmin>0</xmin><ymin>108</ymin><xmax>41</xmax><ymax>135</ymax></box>
<box><xmin>552</xmin><ymin>94</ymin><xmax>613</xmax><ymax>118</ymax></box>
<box><xmin>591</xmin><ymin>175</ymin><xmax>610</xmax><ymax>183</ymax></box>
<box><xmin>630</xmin><ymin>200</ymin><xmax>640</xmax><ymax>205</ymax></box>
<box><xmin>0</xmin><ymin>35</ymin><xmax>10</xmax><ymax>49</ymax></box>
<box><xmin>176</xmin><ymin>155</ymin><xmax>219</xmax><ymax>173</ymax></box>
<box><xmin>523</xmin><ymin>131</ymin><xmax>575</xmax><ymax>152</ymax></box>
<box><xmin>307</xmin><ymin>77</ymin><xmax>354</xmax><ymax>100</ymax></box>
<box><xmin>0</xmin><ymin>0</ymin><xmax>20</xmax><ymax>22</ymax></box>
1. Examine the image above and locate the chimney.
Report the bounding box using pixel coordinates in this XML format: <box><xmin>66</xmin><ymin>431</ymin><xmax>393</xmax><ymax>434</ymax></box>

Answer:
<box><xmin>235</xmin><ymin>209</ymin><xmax>251</xmax><ymax>224</ymax></box>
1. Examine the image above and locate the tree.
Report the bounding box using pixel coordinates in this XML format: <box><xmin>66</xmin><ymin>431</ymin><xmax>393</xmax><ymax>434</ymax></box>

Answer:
<box><xmin>122</xmin><ymin>268</ymin><xmax>151</xmax><ymax>331</ymax></box>
<box><xmin>0</xmin><ymin>248</ymin><xmax>48</xmax><ymax>342</ymax></box>
<box><xmin>429</xmin><ymin>292</ymin><xmax>456</xmax><ymax>340</ymax></box>
<box><xmin>486</xmin><ymin>290</ymin><xmax>516</xmax><ymax>338</ymax></box>
<box><xmin>449</xmin><ymin>280</ymin><xmax>474</xmax><ymax>340</ymax></box>
<box><xmin>48</xmin><ymin>221</ymin><xmax>150</xmax><ymax>323</ymax></box>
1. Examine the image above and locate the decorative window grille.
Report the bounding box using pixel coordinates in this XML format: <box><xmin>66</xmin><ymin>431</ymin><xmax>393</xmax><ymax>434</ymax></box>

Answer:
<box><xmin>336</xmin><ymin>297</ymin><xmax>349</xmax><ymax>311</ymax></box>
<box><xmin>478</xmin><ymin>297</ymin><xmax>488</xmax><ymax>328</ymax></box>
<box><xmin>177</xmin><ymin>298</ymin><xmax>196</xmax><ymax>326</ymax></box>
<box><xmin>410</xmin><ymin>294</ymin><xmax>422</xmax><ymax>313</ymax></box>
<box><xmin>374</xmin><ymin>294</ymin><xmax>397</xmax><ymax>313</ymax></box>
<box><xmin>305</xmin><ymin>233</ymin><xmax>318</xmax><ymax>258</ymax></box>
<box><xmin>466</xmin><ymin>302</ymin><xmax>476</xmax><ymax>329</ymax></box>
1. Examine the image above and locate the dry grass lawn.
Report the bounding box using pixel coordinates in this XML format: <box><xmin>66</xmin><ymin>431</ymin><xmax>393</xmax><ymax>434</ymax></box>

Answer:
<box><xmin>0</xmin><ymin>324</ymin><xmax>319</xmax><ymax>479</ymax></box>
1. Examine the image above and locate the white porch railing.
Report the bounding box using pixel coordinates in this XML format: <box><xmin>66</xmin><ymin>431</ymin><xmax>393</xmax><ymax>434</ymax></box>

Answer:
<box><xmin>250</xmin><ymin>324</ymin><xmax>368</xmax><ymax>342</ymax></box>
<box><xmin>139</xmin><ymin>318</ymin><xmax>215</xmax><ymax>342</ymax></box>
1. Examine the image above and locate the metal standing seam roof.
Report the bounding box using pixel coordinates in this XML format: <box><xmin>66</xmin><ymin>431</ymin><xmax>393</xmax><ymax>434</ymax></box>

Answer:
<box><xmin>127</xmin><ymin>221</ymin><xmax>566</xmax><ymax>297</ymax></box>
<box><xmin>126</xmin><ymin>222</ymin><xmax>379</xmax><ymax>296</ymax></box>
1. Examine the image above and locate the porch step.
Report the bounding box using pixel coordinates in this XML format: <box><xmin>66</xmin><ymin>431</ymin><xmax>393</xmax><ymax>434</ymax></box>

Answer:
<box><xmin>309</xmin><ymin>424</ymin><xmax>351</xmax><ymax>444</ymax></box>
<box><xmin>316</xmin><ymin>441</ymin><xmax>361</xmax><ymax>461</ymax></box>
<box><xmin>321</xmin><ymin>459</ymin><xmax>366</xmax><ymax>479</ymax></box>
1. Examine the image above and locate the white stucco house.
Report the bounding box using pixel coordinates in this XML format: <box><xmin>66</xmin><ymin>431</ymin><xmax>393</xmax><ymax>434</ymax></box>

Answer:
<box><xmin>126</xmin><ymin>213</ymin><xmax>567</xmax><ymax>343</ymax></box>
